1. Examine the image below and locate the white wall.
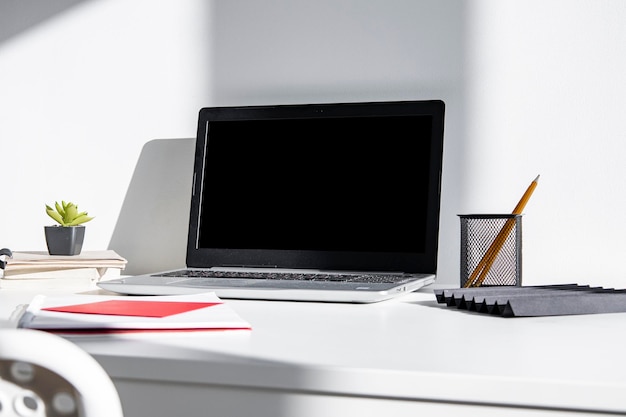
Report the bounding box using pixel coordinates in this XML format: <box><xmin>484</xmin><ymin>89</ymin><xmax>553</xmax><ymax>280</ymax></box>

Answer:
<box><xmin>1</xmin><ymin>0</ymin><xmax>625</xmax><ymax>287</ymax></box>
<box><xmin>0</xmin><ymin>0</ymin><xmax>212</xmax><ymax>272</ymax></box>
<box><xmin>464</xmin><ymin>0</ymin><xmax>626</xmax><ymax>288</ymax></box>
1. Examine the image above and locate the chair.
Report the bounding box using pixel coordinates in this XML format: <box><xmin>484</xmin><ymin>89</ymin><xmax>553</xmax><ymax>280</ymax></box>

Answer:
<box><xmin>0</xmin><ymin>328</ymin><xmax>123</xmax><ymax>417</ymax></box>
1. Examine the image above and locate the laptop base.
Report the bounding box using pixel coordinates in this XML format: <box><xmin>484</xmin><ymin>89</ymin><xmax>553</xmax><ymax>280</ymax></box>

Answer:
<box><xmin>99</xmin><ymin>274</ymin><xmax>435</xmax><ymax>303</ymax></box>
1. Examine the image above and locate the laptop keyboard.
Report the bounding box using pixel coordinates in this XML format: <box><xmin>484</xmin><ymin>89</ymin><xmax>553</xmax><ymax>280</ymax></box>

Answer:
<box><xmin>154</xmin><ymin>269</ymin><xmax>415</xmax><ymax>284</ymax></box>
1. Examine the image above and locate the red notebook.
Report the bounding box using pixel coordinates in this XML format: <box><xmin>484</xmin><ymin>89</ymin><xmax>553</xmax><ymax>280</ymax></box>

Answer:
<box><xmin>18</xmin><ymin>292</ymin><xmax>251</xmax><ymax>333</ymax></box>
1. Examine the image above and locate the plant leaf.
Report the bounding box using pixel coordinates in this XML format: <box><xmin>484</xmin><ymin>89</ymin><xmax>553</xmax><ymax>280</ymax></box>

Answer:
<box><xmin>68</xmin><ymin>214</ymin><xmax>94</xmax><ymax>226</ymax></box>
<box><xmin>63</xmin><ymin>203</ymin><xmax>78</xmax><ymax>223</ymax></box>
<box><xmin>55</xmin><ymin>201</ymin><xmax>65</xmax><ymax>217</ymax></box>
<box><xmin>46</xmin><ymin>205</ymin><xmax>64</xmax><ymax>225</ymax></box>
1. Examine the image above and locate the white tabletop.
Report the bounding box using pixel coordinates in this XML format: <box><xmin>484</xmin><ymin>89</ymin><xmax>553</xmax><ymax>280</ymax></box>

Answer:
<box><xmin>2</xmin><ymin>286</ymin><xmax>626</xmax><ymax>414</ymax></box>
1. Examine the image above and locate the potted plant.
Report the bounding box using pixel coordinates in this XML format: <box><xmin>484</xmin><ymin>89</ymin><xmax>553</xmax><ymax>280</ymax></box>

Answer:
<box><xmin>45</xmin><ymin>201</ymin><xmax>94</xmax><ymax>256</ymax></box>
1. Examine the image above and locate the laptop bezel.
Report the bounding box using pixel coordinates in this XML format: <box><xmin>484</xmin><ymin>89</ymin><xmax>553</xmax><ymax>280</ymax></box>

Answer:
<box><xmin>186</xmin><ymin>100</ymin><xmax>445</xmax><ymax>274</ymax></box>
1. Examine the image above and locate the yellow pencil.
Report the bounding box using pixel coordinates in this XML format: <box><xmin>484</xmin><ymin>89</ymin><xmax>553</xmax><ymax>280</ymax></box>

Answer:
<box><xmin>463</xmin><ymin>175</ymin><xmax>540</xmax><ymax>288</ymax></box>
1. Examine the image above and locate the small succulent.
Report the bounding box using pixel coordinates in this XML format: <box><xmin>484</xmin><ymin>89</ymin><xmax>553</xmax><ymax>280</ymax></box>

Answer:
<box><xmin>45</xmin><ymin>201</ymin><xmax>94</xmax><ymax>227</ymax></box>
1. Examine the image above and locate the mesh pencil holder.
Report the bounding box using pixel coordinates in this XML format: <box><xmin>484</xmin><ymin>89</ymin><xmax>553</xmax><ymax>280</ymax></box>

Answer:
<box><xmin>459</xmin><ymin>214</ymin><xmax>522</xmax><ymax>287</ymax></box>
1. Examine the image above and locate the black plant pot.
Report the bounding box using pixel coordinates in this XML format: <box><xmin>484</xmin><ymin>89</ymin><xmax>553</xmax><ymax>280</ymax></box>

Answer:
<box><xmin>44</xmin><ymin>226</ymin><xmax>85</xmax><ymax>256</ymax></box>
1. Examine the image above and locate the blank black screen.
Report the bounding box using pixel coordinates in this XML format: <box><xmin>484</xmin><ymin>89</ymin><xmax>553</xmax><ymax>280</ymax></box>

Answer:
<box><xmin>197</xmin><ymin>114</ymin><xmax>432</xmax><ymax>254</ymax></box>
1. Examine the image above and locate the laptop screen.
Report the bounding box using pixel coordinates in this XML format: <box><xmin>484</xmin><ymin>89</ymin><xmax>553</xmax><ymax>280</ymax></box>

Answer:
<box><xmin>187</xmin><ymin>100</ymin><xmax>445</xmax><ymax>273</ymax></box>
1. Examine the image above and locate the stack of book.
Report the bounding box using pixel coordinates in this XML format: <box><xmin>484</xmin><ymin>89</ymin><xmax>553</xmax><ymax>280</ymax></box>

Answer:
<box><xmin>0</xmin><ymin>250</ymin><xmax>127</xmax><ymax>290</ymax></box>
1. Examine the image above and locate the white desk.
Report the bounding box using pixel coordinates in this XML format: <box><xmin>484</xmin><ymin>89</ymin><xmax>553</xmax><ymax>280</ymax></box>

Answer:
<box><xmin>2</xmin><ymin>286</ymin><xmax>626</xmax><ymax>417</ymax></box>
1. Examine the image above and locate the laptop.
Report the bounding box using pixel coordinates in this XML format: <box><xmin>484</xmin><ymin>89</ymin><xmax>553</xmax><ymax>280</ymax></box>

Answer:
<box><xmin>99</xmin><ymin>99</ymin><xmax>445</xmax><ymax>303</ymax></box>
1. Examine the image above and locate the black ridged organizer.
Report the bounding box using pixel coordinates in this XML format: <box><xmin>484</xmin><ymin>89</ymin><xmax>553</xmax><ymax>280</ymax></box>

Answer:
<box><xmin>434</xmin><ymin>284</ymin><xmax>626</xmax><ymax>317</ymax></box>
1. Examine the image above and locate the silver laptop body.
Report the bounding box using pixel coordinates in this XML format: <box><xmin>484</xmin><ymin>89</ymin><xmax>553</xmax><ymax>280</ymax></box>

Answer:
<box><xmin>99</xmin><ymin>100</ymin><xmax>445</xmax><ymax>303</ymax></box>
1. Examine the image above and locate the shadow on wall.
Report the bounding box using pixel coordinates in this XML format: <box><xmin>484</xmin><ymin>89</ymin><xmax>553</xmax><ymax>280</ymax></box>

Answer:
<box><xmin>109</xmin><ymin>138</ymin><xmax>195</xmax><ymax>275</ymax></box>
<box><xmin>0</xmin><ymin>0</ymin><xmax>90</xmax><ymax>45</ymax></box>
